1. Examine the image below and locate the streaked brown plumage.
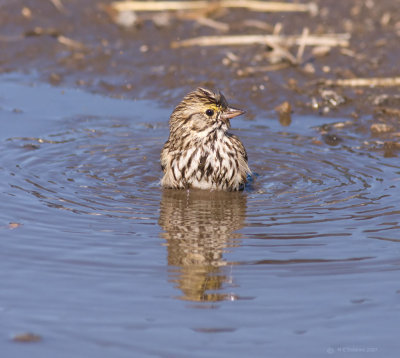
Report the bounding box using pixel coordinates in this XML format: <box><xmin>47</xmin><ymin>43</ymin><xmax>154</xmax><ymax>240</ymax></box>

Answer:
<box><xmin>161</xmin><ymin>88</ymin><xmax>251</xmax><ymax>191</ymax></box>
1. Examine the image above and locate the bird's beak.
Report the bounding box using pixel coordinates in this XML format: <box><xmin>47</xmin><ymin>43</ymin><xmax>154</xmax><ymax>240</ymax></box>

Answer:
<box><xmin>221</xmin><ymin>107</ymin><xmax>245</xmax><ymax>120</ymax></box>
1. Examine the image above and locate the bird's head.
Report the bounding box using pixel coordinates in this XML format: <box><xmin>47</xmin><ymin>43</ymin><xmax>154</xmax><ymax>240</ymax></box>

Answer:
<box><xmin>169</xmin><ymin>88</ymin><xmax>244</xmax><ymax>137</ymax></box>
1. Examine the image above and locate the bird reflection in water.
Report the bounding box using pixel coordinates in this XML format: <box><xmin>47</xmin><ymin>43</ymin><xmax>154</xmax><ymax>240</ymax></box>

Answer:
<box><xmin>159</xmin><ymin>189</ymin><xmax>247</xmax><ymax>302</ymax></box>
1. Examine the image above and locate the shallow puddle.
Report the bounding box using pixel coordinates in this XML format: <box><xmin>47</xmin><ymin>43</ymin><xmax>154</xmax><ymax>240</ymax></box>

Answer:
<box><xmin>1</xmin><ymin>74</ymin><xmax>399</xmax><ymax>357</ymax></box>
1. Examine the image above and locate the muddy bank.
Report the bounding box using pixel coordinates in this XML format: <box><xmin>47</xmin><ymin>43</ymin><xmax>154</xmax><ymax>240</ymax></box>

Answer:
<box><xmin>1</xmin><ymin>1</ymin><xmax>400</xmax><ymax>119</ymax></box>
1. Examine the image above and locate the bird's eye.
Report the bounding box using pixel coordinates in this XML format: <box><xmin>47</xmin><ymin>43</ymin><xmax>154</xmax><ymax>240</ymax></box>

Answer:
<box><xmin>205</xmin><ymin>109</ymin><xmax>214</xmax><ymax>117</ymax></box>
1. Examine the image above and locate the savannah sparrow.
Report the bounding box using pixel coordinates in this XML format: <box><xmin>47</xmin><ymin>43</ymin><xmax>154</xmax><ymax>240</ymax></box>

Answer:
<box><xmin>161</xmin><ymin>88</ymin><xmax>251</xmax><ymax>191</ymax></box>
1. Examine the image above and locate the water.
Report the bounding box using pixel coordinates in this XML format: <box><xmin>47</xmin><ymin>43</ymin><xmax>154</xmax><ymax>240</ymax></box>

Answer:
<box><xmin>0</xmin><ymin>74</ymin><xmax>399</xmax><ymax>357</ymax></box>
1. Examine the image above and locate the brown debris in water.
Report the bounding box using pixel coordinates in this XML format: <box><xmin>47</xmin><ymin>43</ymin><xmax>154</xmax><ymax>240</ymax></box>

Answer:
<box><xmin>12</xmin><ymin>332</ymin><xmax>42</xmax><ymax>343</ymax></box>
<box><xmin>275</xmin><ymin>101</ymin><xmax>292</xmax><ymax>126</ymax></box>
<box><xmin>383</xmin><ymin>142</ymin><xmax>400</xmax><ymax>157</ymax></box>
<box><xmin>8</xmin><ymin>222</ymin><xmax>23</xmax><ymax>230</ymax></box>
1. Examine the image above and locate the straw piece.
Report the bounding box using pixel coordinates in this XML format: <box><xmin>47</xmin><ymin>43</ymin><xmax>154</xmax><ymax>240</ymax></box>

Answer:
<box><xmin>171</xmin><ymin>33</ymin><xmax>350</xmax><ymax>48</ymax></box>
<box><xmin>112</xmin><ymin>1</ymin><xmax>215</xmax><ymax>11</ymax></box>
<box><xmin>111</xmin><ymin>1</ymin><xmax>317</xmax><ymax>14</ymax></box>
<box><xmin>49</xmin><ymin>0</ymin><xmax>67</xmax><ymax>13</ymax></box>
<box><xmin>196</xmin><ymin>17</ymin><xmax>230</xmax><ymax>32</ymax></box>
<box><xmin>296</xmin><ymin>27</ymin><xmax>310</xmax><ymax>62</ymax></box>
<box><xmin>57</xmin><ymin>35</ymin><xmax>85</xmax><ymax>50</ymax></box>
<box><xmin>237</xmin><ymin>63</ymin><xmax>290</xmax><ymax>76</ymax></box>
<box><xmin>323</xmin><ymin>77</ymin><xmax>400</xmax><ymax>87</ymax></box>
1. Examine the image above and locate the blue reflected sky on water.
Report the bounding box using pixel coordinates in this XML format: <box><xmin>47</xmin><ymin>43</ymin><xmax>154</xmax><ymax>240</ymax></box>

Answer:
<box><xmin>0</xmin><ymin>75</ymin><xmax>399</xmax><ymax>358</ymax></box>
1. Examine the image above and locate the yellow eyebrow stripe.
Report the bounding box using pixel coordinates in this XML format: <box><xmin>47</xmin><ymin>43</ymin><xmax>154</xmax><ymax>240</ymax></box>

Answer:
<box><xmin>207</xmin><ymin>104</ymin><xmax>220</xmax><ymax>111</ymax></box>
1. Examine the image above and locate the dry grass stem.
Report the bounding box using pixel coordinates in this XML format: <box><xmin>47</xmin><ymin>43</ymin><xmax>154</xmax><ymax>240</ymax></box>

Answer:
<box><xmin>171</xmin><ymin>33</ymin><xmax>350</xmax><ymax>48</ymax></box>
<box><xmin>57</xmin><ymin>35</ymin><xmax>85</xmax><ymax>50</ymax></box>
<box><xmin>242</xmin><ymin>20</ymin><xmax>274</xmax><ymax>32</ymax></box>
<box><xmin>273</xmin><ymin>22</ymin><xmax>283</xmax><ymax>35</ymax></box>
<box><xmin>323</xmin><ymin>77</ymin><xmax>400</xmax><ymax>87</ymax></box>
<box><xmin>196</xmin><ymin>17</ymin><xmax>230</xmax><ymax>32</ymax></box>
<box><xmin>111</xmin><ymin>1</ymin><xmax>317</xmax><ymax>14</ymax></box>
<box><xmin>296</xmin><ymin>27</ymin><xmax>310</xmax><ymax>62</ymax></box>
<box><xmin>269</xmin><ymin>44</ymin><xmax>298</xmax><ymax>65</ymax></box>
<box><xmin>223</xmin><ymin>1</ymin><xmax>317</xmax><ymax>14</ymax></box>
<box><xmin>49</xmin><ymin>0</ymin><xmax>66</xmax><ymax>13</ymax></box>
<box><xmin>238</xmin><ymin>63</ymin><xmax>290</xmax><ymax>76</ymax></box>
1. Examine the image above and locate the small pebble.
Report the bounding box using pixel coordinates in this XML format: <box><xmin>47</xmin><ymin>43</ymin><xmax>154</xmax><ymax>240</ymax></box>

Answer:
<box><xmin>21</xmin><ymin>7</ymin><xmax>32</xmax><ymax>19</ymax></box>
<box><xmin>115</xmin><ymin>11</ymin><xmax>138</xmax><ymax>28</ymax></box>
<box><xmin>320</xmin><ymin>89</ymin><xmax>346</xmax><ymax>107</ymax></box>
<box><xmin>332</xmin><ymin>120</ymin><xmax>353</xmax><ymax>129</ymax></box>
<box><xmin>152</xmin><ymin>13</ymin><xmax>171</xmax><ymax>28</ymax></box>
<box><xmin>323</xmin><ymin>134</ymin><xmax>342</xmax><ymax>146</ymax></box>
<box><xmin>302</xmin><ymin>63</ymin><xmax>315</xmax><ymax>74</ymax></box>
<box><xmin>312</xmin><ymin>46</ymin><xmax>331</xmax><ymax>58</ymax></box>
<box><xmin>370</xmin><ymin>123</ymin><xmax>394</xmax><ymax>134</ymax></box>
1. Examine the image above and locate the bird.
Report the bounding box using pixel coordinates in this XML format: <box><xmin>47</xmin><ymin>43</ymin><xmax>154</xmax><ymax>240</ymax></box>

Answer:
<box><xmin>160</xmin><ymin>87</ymin><xmax>251</xmax><ymax>191</ymax></box>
